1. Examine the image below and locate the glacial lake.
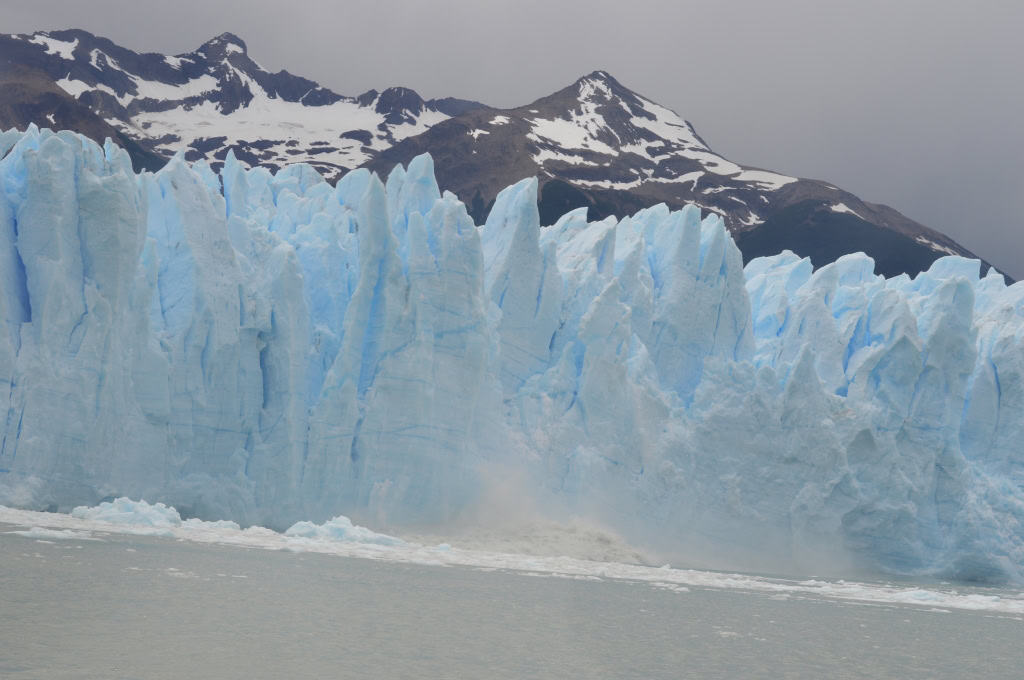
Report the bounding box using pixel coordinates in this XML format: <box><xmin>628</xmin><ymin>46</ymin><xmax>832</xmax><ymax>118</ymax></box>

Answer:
<box><xmin>1</xmin><ymin>520</ymin><xmax>1022</xmax><ymax>679</ymax></box>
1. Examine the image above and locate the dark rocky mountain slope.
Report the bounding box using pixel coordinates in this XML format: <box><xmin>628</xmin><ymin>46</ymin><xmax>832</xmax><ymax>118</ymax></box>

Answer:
<box><xmin>368</xmin><ymin>71</ymin><xmax>988</xmax><ymax>278</ymax></box>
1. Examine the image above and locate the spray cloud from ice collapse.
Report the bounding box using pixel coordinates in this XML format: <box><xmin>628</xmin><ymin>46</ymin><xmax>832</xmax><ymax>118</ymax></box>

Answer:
<box><xmin>0</xmin><ymin>126</ymin><xmax>1022</xmax><ymax>582</ymax></box>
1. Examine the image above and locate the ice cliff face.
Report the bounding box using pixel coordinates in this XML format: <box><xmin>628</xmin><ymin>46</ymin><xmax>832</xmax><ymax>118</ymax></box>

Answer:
<box><xmin>0</xmin><ymin>127</ymin><xmax>1021</xmax><ymax>582</ymax></box>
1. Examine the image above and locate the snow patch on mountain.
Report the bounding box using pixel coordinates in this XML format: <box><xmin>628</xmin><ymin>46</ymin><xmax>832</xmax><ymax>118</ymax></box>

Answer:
<box><xmin>533</xmin><ymin>148</ymin><xmax>600</xmax><ymax>167</ymax></box>
<box><xmin>831</xmin><ymin>202</ymin><xmax>864</xmax><ymax>219</ymax></box>
<box><xmin>528</xmin><ymin>114</ymin><xmax>618</xmax><ymax>156</ymax></box>
<box><xmin>916</xmin><ymin>236</ymin><xmax>961</xmax><ymax>257</ymax></box>
<box><xmin>734</xmin><ymin>169</ymin><xmax>797</xmax><ymax>191</ymax></box>
<box><xmin>54</xmin><ymin>76</ymin><xmax>93</xmax><ymax>99</ymax></box>
<box><xmin>129</xmin><ymin>72</ymin><xmax>446</xmax><ymax>172</ymax></box>
<box><xmin>516</xmin><ymin>74</ymin><xmax>799</xmax><ymax>203</ymax></box>
<box><xmin>130</xmin><ymin>74</ymin><xmax>220</xmax><ymax>103</ymax></box>
<box><xmin>626</xmin><ymin>96</ymin><xmax>706</xmax><ymax>152</ymax></box>
<box><xmin>163</xmin><ymin>55</ymin><xmax>189</xmax><ymax>69</ymax></box>
<box><xmin>28</xmin><ymin>33</ymin><xmax>78</xmax><ymax>60</ymax></box>
<box><xmin>11</xmin><ymin>30</ymin><xmax>453</xmax><ymax>177</ymax></box>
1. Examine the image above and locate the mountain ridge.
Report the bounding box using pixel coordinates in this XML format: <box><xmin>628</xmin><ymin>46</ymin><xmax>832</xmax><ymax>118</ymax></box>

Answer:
<box><xmin>0</xmin><ymin>29</ymin><xmax>1004</xmax><ymax>279</ymax></box>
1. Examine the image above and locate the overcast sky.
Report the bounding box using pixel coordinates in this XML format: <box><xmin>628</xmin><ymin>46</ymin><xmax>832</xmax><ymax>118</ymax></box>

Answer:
<box><xmin>4</xmin><ymin>0</ymin><xmax>1023</xmax><ymax>277</ymax></box>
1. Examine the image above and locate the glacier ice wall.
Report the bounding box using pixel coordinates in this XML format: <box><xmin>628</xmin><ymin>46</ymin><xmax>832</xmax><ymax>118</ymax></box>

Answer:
<box><xmin>0</xmin><ymin>127</ymin><xmax>1022</xmax><ymax>582</ymax></box>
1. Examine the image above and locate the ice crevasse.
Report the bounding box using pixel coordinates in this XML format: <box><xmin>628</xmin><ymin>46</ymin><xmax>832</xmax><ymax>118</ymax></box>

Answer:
<box><xmin>0</xmin><ymin>127</ymin><xmax>1021</xmax><ymax>582</ymax></box>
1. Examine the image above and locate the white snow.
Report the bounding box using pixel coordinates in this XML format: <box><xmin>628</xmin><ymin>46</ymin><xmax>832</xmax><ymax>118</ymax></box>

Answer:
<box><xmin>915</xmin><ymin>235</ymin><xmax>961</xmax><ymax>256</ymax></box>
<box><xmin>127</xmin><ymin>70</ymin><xmax>447</xmax><ymax>169</ymax></box>
<box><xmin>46</xmin><ymin>53</ymin><xmax>446</xmax><ymax>172</ymax></box>
<box><xmin>489</xmin><ymin>115</ymin><xmax>511</xmax><ymax>125</ymax></box>
<box><xmin>55</xmin><ymin>72</ymin><xmax>219</xmax><ymax>108</ymax></box>
<box><xmin>685</xmin><ymin>149</ymin><xmax>742</xmax><ymax>175</ymax></box>
<box><xmin>129</xmin><ymin>74</ymin><xmax>219</xmax><ymax>102</ymax></box>
<box><xmin>468</xmin><ymin>128</ymin><xmax>490</xmax><ymax>139</ymax></box>
<box><xmin>670</xmin><ymin>170</ymin><xmax>703</xmax><ymax>188</ymax></box>
<box><xmin>830</xmin><ymin>202</ymin><xmax>865</xmax><ymax>219</ymax></box>
<box><xmin>733</xmin><ymin>169</ymin><xmax>797</xmax><ymax>190</ymax></box>
<box><xmin>389</xmin><ymin>107</ymin><xmax>449</xmax><ymax>142</ymax></box>
<box><xmin>29</xmin><ymin>33</ymin><xmax>78</xmax><ymax>60</ymax></box>
<box><xmin>572</xmin><ymin>176</ymin><xmax>644</xmax><ymax>190</ymax></box>
<box><xmin>55</xmin><ymin>76</ymin><xmax>118</xmax><ymax>102</ymax></box>
<box><xmin>738</xmin><ymin>210</ymin><xmax>762</xmax><ymax>226</ymax></box>
<box><xmin>618</xmin><ymin>139</ymin><xmax>674</xmax><ymax>160</ymax></box>
<box><xmin>527</xmin><ymin>114</ymin><xmax>618</xmax><ymax>156</ymax></box>
<box><xmin>611</xmin><ymin>95</ymin><xmax>797</xmax><ymax>190</ymax></box>
<box><xmin>135</xmin><ymin>93</ymin><xmax>383</xmax><ymax>167</ymax></box>
<box><xmin>627</xmin><ymin>96</ymin><xmax>706</xmax><ymax>152</ymax></box>
<box><xmin>524</xmin><ymin>75</ymin><xmax>646</xmax><ymax>157</ymax></box>
<box><xmin>577</xmin><ymin>76</ymin><xmax>614</xmax><ymax>101</ymax></box>
<box><xmin>532</xmin><ymin>147</ymin><xmax>600</xmax><ymax>167</ymax></box>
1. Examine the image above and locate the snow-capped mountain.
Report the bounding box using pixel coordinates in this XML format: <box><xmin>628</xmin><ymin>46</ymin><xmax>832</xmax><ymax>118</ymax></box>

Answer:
<box><xmin>0</xmin><ymin>29</ymin><xmax>482</xmax><ymax>179</ymax></box>
<box><xmin>369</xmin><ymin>71</ymin><xmax>983</xmax><ymax>278</ymax></box>
<box><xmin>378</xmin><ymin>70</ymin><xmax>800</xmax><ymax>222</ymax></box>
<box><xmin>0</xmin><ymin>30</ymin><xmax>998</xmax><ymax>279</ymax></box>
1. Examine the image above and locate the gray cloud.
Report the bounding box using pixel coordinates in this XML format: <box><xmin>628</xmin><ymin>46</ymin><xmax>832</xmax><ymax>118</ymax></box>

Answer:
<box><xmin>3</xmin><ymin>0</ymin><xmax>1022</xmax><ymax>277</ymax></box>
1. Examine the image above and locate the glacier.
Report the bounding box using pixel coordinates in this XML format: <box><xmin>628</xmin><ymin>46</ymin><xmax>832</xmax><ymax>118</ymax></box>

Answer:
<box><xmin>0</xmin><ymin>126</ymin><xmax>1022</xmax><ymax>582</ymax></box>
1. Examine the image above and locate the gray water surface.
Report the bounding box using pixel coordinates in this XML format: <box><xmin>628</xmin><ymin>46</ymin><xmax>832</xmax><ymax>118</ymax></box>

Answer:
<box><xmin>1</xmin><ymin>525</ymin><xmax>1021</xmax><ymax>679</ymax></box>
